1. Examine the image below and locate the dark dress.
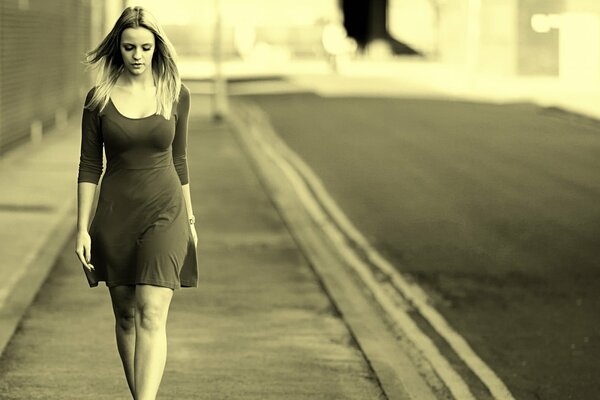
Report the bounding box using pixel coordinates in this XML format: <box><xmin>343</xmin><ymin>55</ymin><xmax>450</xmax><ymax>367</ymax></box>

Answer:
<box><xmin>77</xmin><ymin>83</ymin><xmax>198</xmax><ymax>289</ymax></box>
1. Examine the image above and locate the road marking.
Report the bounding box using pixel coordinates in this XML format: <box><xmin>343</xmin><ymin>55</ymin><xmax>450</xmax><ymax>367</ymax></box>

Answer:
<box><xmin>240</xmin><ymin>101</ymin><xmax>516</xmax><ymax>400</ymax></box>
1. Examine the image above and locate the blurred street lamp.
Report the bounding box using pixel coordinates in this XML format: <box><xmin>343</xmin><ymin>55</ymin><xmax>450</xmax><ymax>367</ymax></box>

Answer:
<box><xmin>531</xmin><ymin>13</ymin><xmax>561</xmax><ymax>33</ymax></box>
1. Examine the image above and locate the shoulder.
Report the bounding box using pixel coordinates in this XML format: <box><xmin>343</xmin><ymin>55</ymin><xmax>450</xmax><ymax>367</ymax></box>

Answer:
<box><xmin>84</xmin><ymin>86</ymin><xmax>99</xmax><ymax>111</ymax></box>
<box><xmin>178</xmin><ymin>83</ymin><xmax>190</xmax><ymax>103</ymax></box>
<box><xmin>176</xmin><ymin>83</ymin><xmax>190</xmax><ymax>116</ymax></box>
<box><xmin>85</xmin><ymin>86</ymin><xmax>97</xmax><ymax>100</ymax></box>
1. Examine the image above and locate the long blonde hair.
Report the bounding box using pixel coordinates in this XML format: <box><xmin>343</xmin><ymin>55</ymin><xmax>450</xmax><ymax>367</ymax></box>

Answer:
<box><xmin>82</xmin><ymin>6</ymin><xmax>181</xmax><ymax>119</ymax></box>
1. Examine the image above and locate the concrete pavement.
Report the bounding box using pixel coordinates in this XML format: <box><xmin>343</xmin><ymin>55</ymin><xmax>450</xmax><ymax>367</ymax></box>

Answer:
<box><xmin>0</xmin><ymin>92</ymin><xmax>439</xmax><ymax>399</ymax></box>
<box><xmin>7</xmin><ymin>57</ymin><xmax>587</xmax><ymax>396</ymax></box>
<box><xmin>0</xmin><ymin>116</ymin><xmax>81</xmax><ymax>357</ymax></box>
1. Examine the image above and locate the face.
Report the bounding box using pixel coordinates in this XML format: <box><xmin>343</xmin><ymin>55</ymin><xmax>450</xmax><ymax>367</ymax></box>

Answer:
<box><xmin>120</xmin><ymin>27</ymin><xmax>155</xmax><ymax>76</ymax></box>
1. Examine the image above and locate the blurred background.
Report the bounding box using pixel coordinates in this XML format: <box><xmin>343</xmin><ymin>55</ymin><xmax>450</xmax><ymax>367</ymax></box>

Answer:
<box><xmin>0</xmin><ymin>1</ymin><xmax>599</xmax><ymax>399</ymax></box>
<box><xmin>1</xmin><ymin>0</ymin><xmax>600</xmax><ymax>153</ymax></box>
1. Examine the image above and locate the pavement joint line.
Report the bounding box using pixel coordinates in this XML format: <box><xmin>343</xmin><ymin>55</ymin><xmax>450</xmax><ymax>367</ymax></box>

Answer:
<box><xmin>236</xmin><ymin>99</ymin><xmax>516</xmax><ymax>400</ymax></box>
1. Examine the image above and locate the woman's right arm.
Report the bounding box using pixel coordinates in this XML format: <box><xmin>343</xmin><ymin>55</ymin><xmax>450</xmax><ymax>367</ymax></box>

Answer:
<box><xmin>75</xmin><ymin>88</ymin><xmax>103</xmax><ymax>271</ymax></box>
<box><xmin>77</xmin><ymin>183</ymin><xmax>97</xmax><ymax>233</ymax></box>
<box><xmin>76</xmin><ymin>183</ymin><xmax>97</xmax><ymax>271</ymax></box>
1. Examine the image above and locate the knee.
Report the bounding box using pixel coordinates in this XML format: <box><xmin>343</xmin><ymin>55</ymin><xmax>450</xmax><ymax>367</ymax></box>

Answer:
<box><xmin>115</xmin><ymin>310</ymin><xmax>135</xmax><ymax>332</ymax></box>
<box><xmin>136</xmin><ymin>305</ymin><xmax>167</xmax><ymax>332</ymax></box>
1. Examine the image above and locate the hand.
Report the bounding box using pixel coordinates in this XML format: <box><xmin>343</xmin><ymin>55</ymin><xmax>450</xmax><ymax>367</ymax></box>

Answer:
<box><xmin>191</xmin><ymin>224</ymin><xmax>198</xmax><ymax>248</ymax></box>
<box><xmin>75</xmin><ymin>230</ymin><xmax>95</xmax><ymax>272</ymax></box>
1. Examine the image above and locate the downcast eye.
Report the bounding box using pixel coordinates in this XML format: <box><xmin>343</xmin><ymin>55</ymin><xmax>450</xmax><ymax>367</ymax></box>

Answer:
<box><xmin>124</xmin><ymin>46</ymin><xmax>152</xmax><ymax>51</ymax></box>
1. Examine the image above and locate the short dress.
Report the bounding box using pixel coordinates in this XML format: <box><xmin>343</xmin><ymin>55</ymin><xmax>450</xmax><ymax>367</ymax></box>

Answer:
<box><xmin>77</xmin><ymin>83</ymin><xmax>198</xmax><ymax>289</ymax></box>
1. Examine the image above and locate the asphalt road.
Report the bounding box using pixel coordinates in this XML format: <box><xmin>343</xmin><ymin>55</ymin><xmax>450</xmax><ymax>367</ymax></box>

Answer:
<box><xmin>243</xmin><ymin>92</ymin><xmax>600</xmax><ymax>400</ymax></box>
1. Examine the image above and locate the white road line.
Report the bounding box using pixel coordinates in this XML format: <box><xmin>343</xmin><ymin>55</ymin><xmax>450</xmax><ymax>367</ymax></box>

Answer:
<box><xmin>242</xmin><ymin>102</ymin><xmax>516</xmax><ymax>400</ymax></box>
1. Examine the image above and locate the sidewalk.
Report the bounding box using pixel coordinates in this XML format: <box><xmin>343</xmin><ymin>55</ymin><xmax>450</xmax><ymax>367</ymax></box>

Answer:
<box><xmin>4</xmin><ymin>60</ymin><xmax>589</xmax><ymax>397</ymax></box>
<box><xmin>0</xmin><ymin>94</ymin><xmax>397</xmax><ymax>399</ymax></box>
<box><xmin>0</xmin><ymin>117</ymin><xmax>80</xmax><ymax>355</ymax></box>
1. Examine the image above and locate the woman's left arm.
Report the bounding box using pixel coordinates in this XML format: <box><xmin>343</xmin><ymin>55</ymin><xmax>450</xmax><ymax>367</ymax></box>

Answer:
<box><xmin>172</xmin><ymin>84</ymin><xmax>195</xmax><ymax>222</ymax></box>
<box><xmin>181</xmin><ymin>183</ymin><xmax>194</xmax><ymax>220</ymax></box>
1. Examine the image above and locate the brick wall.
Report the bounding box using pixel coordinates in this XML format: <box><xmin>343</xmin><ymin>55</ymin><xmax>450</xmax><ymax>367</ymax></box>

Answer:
<box><xmin>0</xmin><ymin>0</ymin><xmax>92</xmax><ymax>155</ymax></box>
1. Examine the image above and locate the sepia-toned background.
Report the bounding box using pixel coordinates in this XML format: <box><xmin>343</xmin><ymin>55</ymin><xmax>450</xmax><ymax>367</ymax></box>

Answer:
<box><xmin>0</xmin><ymin>0</ymin><xmax>599</xmax><ymax>399</ymax></box>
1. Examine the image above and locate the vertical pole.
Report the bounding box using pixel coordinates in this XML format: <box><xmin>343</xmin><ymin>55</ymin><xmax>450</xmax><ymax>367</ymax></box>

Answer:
<box><xmin>212</xmin><ymin>0</ymin><xmax>228</xmax><ymax>121</ymax></box>
<box><xmin>0</xmin><ymin>0</ymin><xmax>4</xmax><ymax>156</ymax></box>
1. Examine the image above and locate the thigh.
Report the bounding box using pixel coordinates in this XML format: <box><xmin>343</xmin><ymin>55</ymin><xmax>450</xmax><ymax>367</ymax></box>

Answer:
<box><xmin>136</xmin><ymin>226</ymin><xmax>189</xmax><ymax>285</ymax></box>
<box><xmin>135</xmin><ymin>284</ymin><xmax>174</xmax><ymax>316</ymax></box>
<box><xmin>109</xmin><ymin>285</ymin><xmax>136</xmax><ymax>317</ymax></box>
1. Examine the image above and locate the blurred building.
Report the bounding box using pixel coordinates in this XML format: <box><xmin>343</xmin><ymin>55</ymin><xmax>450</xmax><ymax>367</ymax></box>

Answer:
<box><xmin>389</xmin><ymin>0</ymin><xmax>600</xmax><ymax>84</ymax></box>
<box><xmin>133</xmin><ymin>0</ymin><xmax>340</xmax><ymax>61</ymax></box>
<box><xmin>2</xmin><ymin>0</ymin><xmax>598</xmax><ymax>154</ymax></box>
<box><xmin>0</xmin><ymin>0</ymin><xmax>340</xmax><ymax>154</ymax></box>
<box><xmin>0</xmin><ymin>0</ymin><xmax>105</xmax><ymax>155</ymax></box>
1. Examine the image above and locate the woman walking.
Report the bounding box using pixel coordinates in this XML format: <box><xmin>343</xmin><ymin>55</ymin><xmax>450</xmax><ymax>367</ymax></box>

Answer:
<box><xmin>74</xmin><ymin>6</ymin><xmax>198</xmax><ymax>399</ymax></box>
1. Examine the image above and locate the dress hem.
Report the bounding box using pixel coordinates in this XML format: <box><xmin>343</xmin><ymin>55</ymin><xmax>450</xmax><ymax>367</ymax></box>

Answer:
<box><xmin>87</xmin><ymin>278</ymin><xmax>198</xmax><ymax>290</ymax></box>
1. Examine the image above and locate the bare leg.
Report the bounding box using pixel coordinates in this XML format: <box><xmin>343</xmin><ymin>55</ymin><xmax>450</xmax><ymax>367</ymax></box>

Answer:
<box><xmin>134</xmin><ymin>284</ymin><xmax>174</xmax><ymax>400</ymax></box>
<box><xmin>109</xmin><ymin>285</ymin><xmax>137</xmax><ymax>397</ymax></box>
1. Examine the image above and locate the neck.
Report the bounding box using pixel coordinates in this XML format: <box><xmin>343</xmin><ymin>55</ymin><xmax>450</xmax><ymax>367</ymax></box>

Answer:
<box><xmin>120</xmin><ymin>69</ymin><xmax>155</xmax><ymax>88</ymax></box>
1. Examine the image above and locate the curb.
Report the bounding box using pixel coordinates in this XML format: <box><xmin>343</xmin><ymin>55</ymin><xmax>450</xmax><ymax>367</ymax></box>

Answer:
<box><xmin>0</xmin><ymin>203</ymin><xmax>75</xmax><ymax>356</ymax></box>
<box><xmin>228</xmin><ymin>97</ymin><xmax>520</xmax><ymax>400</ymax></box>
<box><xmin>229</xmin><ymin>99</ymin><xmax>448</xmax><ymax>400</ymax></box>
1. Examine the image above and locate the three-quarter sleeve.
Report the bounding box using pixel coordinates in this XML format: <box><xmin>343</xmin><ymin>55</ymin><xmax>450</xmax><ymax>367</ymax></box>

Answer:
<box><xmin>172</xmin><ymin>84</ymin><xmax>191</xmax><ymax>185</ymax></box>
<box><xmin>77</xmin><ymin>88</ymin><xmax>104</xmax><ymax>184</ymax></box>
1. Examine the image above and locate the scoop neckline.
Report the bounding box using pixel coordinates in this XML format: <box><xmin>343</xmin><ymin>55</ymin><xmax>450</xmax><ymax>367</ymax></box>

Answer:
<box><xmin>109</xmin><ymin>97</ymin><xmax>157</xmax><ymax>120</ymax></box>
